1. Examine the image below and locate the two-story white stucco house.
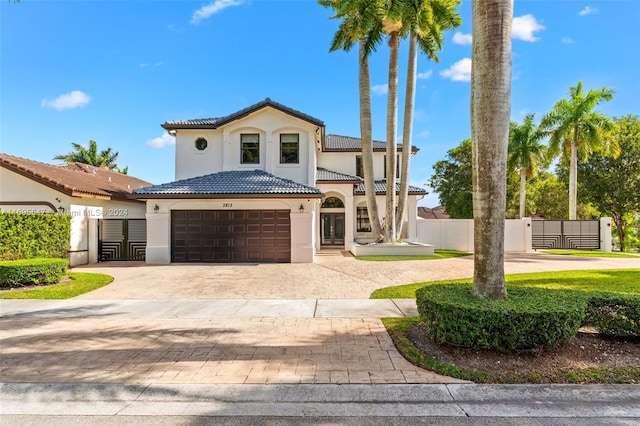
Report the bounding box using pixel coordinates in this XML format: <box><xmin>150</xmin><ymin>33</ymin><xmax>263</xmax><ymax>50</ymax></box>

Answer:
<box><xmin>132</xmin><ymin>98</ymin><xmax>426</xmax><ymax>264</ymax></box>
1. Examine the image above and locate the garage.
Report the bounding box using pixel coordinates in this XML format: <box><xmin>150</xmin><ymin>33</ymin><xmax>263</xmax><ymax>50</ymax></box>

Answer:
<box><xmin>171</xmin><ymin>210</ymin><xmax>291</xmax><ymax>263</ymax></box>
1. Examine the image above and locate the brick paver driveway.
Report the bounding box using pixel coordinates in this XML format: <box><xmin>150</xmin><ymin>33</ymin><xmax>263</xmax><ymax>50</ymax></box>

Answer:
<box><xmin>1</xmin><ymin>252</ymin><xmax>638</xmax><ymax>385</ymax></box>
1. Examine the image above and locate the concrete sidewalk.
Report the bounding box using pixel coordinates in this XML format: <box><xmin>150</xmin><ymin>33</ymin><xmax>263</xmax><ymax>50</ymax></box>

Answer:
<box><xmin>2</xmin><ymin>383</ymin><xmax>639</xmax><ymax>422</ymax></box>
<box><xmin>0</xmin><ymin>298</ymin><xmax>418</xmax><ymax>319</ymax></box>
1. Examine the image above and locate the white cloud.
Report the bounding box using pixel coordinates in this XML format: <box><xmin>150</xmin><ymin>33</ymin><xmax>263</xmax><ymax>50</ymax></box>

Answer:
<box><xmin>417</xmin><ymin>70</ymin><xmax>433</xmax><ymax>80</ymax></box>
<box><xmin>512</xmin><ymin>14</ymin><xmax>545</xmax><ymax>42</ymax></box>
<box><xmin>371</xmin><ymin>84</ymin><xmax>388</xmax><ymax>95</ymax></box>
<box><xmin>140</xmin><ymin>61</ymin><xmax>163</xmax><ymax>68</ymax></box>
<box><xmin>579</xmin><ymin>6</ymin><xmax>598</xmax><ymax>16</ymax></box>
<box><xmin>453</xmin><ymin>32</ymin><xmax>472</xmax><ymax>45</ymax></box>
<box><xmin>440</xmin><ymin>58</ymin><xmax>471</xmax><ymax>82</ymax></box>
<box><xmin>146</xmin><ymin>133</ymin><xmax>176</xmax><ymax>149</ymax></box>
<box><xmin>419</xmin><ymin>130</ymin><xmax>430</xmax><ymax>138</ymax></box>
<box><xmin>191</xmin><ymin>0</ymin><xmax>242</xmax><ymax>24</ymax></box>
<box><xmin>41</xmin><ymin>90</ymin><xmax>91</xmax><ymax>111</ymax></box>
<box><xmin>562</xmin><ymin>37</ymin><xmax>574</xmax><ymax>44</ymax></box>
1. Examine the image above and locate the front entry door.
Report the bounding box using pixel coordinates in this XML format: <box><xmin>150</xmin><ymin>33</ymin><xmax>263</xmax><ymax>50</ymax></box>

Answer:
<box><xmin>321</xmin><ymin>213</ymin><xmax>345</xmax><ymax>245</ymax></box>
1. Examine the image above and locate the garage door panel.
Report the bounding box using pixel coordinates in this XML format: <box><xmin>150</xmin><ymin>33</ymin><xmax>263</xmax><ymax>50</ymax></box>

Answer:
<box><xmin>172</xmin><ymin>210</ymin><xmax>291</xmax><ymax>263</ymax></box>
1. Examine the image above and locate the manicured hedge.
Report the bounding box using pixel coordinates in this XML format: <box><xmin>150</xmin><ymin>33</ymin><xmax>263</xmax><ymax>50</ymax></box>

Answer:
<box><xmin>584</xmin><ymin>293</ymin><xmax>640</xmax><ymax>338</ymax></box>
<box><xmin>0</xmin><ymin>212</ymin><xmax>71</xmax><ymax>260</ymax></box>
<box><xmin>0</xmin><ymin>258</ymin><xmax>68</xmax><ymax>288</ymax></box>
<box><xmin>416</xmin><ymin>284</ymin><xmax>587</xmax><ymax>353</ymax></box>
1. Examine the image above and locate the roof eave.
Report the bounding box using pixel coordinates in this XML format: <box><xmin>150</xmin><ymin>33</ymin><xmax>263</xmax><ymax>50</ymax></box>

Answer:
<box><xmin>130</xmin><ymin>193</ymin><xmax>323</xmax><ymax>200</ymax></box>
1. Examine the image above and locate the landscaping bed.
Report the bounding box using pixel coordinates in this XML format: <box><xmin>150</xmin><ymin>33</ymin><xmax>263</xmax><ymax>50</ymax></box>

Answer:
<box><xmin>401</xmin><ymin>319</ymin><xmax>639</xmax><ymax>383</ymax></box>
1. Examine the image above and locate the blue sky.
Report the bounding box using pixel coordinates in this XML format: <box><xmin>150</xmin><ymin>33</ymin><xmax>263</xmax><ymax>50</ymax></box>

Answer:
<box><xmin>2</xmin><ymin>1</ymin><xmax>639</xmax><ymax>207</ymax></box>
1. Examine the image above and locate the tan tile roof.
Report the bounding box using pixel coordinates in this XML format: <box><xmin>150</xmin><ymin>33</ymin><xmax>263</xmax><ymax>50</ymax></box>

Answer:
<box><xmin>0</xmin><ymin>153</ymin><xmax>153</xmax><ymax>201</ymax></box>
<box><xmin>417</xmin><ymin>206</ymin><xmax>450</xmax><ymax>219</ymax></box>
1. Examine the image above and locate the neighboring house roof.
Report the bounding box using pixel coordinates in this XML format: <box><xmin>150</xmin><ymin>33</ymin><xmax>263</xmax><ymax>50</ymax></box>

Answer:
<box><xmin>0</xmin><ymin>153</ymin><xmax>151</xmax><ymax>201</ymax></box>
<box><xmin>132</xmin><ymin>169</ymin><xmax>322</xmax><ymax>199</ymax></box>
<box><xmin>353</xmin><ymin>180</ymin><xmax>427</xmax><ymax>196</ymax></box>
<box><xmin>161</xmin><ymin>98</ymin><xmax>325</xmax><ymax>131</ymax></box>
<box><xmin>324</xmin><ymin>134</ymin><xmax>419</xmax><ymax>153</ymax></box>
<box><xmin>316</xmin><ymin>168</ymin><xmax>362</xmax><ymax>182</ymax></box>
<box><xmin>417</xmin><ymin>206</ymin><xmax>450</xmax><ymax>219</ymax></box>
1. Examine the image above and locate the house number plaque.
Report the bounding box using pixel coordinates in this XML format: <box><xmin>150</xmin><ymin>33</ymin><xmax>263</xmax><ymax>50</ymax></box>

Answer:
<box><xmin>222</xmin><ymin>203</ymin><xmax>233</xmax><ymax>208</ymax></box>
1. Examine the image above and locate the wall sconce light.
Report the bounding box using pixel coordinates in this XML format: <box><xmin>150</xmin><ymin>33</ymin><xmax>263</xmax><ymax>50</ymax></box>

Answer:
<box><xmin>154</xmin><ymin>204</ymin><xmax>160</xmax><ymax>213</ymax></box>
<box><xmin>527</xmin><ymin>223</ymin><xmax>531</xmax><ymax>227</ymax></box>
<box><xmin>57</xmin><ymin>206</ymin><xmax>65</xmax><ymax>214</ymax></box>
<box><xmin>299</xmin><ymin>204</ymin><xmax>305</xmax><ymax>213</ymax></box>
<box><xmin>607</xmin><ymin>223</ymin><xmax>611</xmax><ymax>227</ymax></box>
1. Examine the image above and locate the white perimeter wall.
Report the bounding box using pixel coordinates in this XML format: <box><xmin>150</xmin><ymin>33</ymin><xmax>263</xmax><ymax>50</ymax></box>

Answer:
<box><xmin>417</xmin><ymin>218</ymin><xmax>533</xmax><ymax>252</ymax></box>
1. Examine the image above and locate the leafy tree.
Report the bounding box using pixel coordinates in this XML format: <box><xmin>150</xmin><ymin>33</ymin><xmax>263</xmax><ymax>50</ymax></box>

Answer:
<box><xmin>429</xmin><ymin>139</ymin><xmax>473</xmax><ymax>218</ymax></box>
<box><xmin>470</xmin><ymin>0</ymin><xmax>513</xmax><ymax>299</ymax></box>
<box><xmin>508</xmin><ymin>113</ymin><xmax>547</xmax><ymax>218</ymax></box>
<box><xmin>54</xmin><ymin>140</ymin><xmax>128</xmax><ymax>174</ymax></box>
<box><xmin>541</xmin><ymin>81</ymin><xmax>616</xmax><ymax>219</ymax></box>
<box><xmin>577</xmin><ymin>115</ymin><xmax>640</xmax><ymax>251</ymax></box>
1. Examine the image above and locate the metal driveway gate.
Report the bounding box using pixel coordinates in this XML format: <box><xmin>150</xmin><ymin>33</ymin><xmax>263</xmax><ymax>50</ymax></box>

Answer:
<box><xmin>99</xmin><ymin>219</ymin><xmax>147</xmax><ymax>261</ymax></box>
<box><xmin>532</xmin><ymin>220</ymin><xmax>600</xmax><ymax>250</ymax></box>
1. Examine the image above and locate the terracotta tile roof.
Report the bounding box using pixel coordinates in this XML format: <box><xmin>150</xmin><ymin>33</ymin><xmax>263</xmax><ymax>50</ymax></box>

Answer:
<box><xmin>316</xmin><ymin>168</ymin><xmax>362</xmax><ymax>182</ymax></box>
<box><xmin>324</xmin><ymin>134</ymin><xmax>419</xmax><ymax>153</ymax></box>
<box><xmin>161</xmin><ymin>98</ymin><xmax>325</xmax><ymax>131</ymax></box>
<box><xmin>417</xmin><ymin>206</ymin><xmax>450</xmax><ymax>219</ymax></box>
<box><xmin>0</xmin><ymin>153</ymin><xmax>152</xmax><ymax>201</ymax></box>
<box><xmin>132</xmin><ymin>169</ymin><xmax>322</xmax><ymax>198</ymax></box>
<box><xmin>353</xmin><ymin>180</ymin><xmax>427</xmax><ymax>196</ymax></box>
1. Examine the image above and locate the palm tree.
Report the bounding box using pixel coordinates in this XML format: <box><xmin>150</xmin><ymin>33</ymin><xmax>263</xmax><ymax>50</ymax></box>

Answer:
<box><xmin>54</xmin><ymin>140</ymin><xmax>128</xmax><ymax>173</ymax></box>
<box><xmin>320</xmin><ymin>0</ymin><xmax>385</xmax><ymax>241</ymax></box>
<box><xmin>541</xmin><ymin>81</ymin><xmax>616</xmax><ymax>220</ymax></box>
<box><xmin>470</xmin><ymin>0</ymin><xmax>513</xmax><ymax>300</ymax></box>
<box><xmin>395</xmin><ymin>0</ymin><xmax>461</xmax><ymax>238</ymax></box>
<box><xmin>508</xmin><ymin>113</ymin><xmax>547</xmax><ymax>218</ymax></box>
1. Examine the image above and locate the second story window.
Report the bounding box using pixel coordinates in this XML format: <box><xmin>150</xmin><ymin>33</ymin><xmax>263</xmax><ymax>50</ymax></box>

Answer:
<box><xmin>241</xmin><ymin>134</ymin><xmax>260</xmax><ymax>164</ymax></box>
<box><xmin>355</xmin><ymin>156</ymin><xmax>363</xmax><ymax>178</ymax></box>
<box><xmin>280</xmin><ymin>134</ymin><xmax>299</xmax><ymax>164</ymax></box>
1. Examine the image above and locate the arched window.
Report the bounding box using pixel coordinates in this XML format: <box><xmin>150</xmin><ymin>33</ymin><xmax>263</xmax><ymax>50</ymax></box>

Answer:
<box><xmin>322</xmin><ymin>197</ymin><xmax>344</xmax><ymax>208</ymax></box>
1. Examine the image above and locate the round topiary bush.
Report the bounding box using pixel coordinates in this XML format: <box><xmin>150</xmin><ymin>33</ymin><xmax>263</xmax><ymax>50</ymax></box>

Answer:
<box><xmin>416</xmin><ymin>284</ymin><xmax>588</xmax><ymax>353</ymax></box>
<box><xmin>0</xmin><ymin>258</ymin><xmax>68</xmax><ymax>288</ymax></box>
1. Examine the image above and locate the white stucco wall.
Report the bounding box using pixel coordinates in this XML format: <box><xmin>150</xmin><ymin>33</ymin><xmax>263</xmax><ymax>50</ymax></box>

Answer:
<box><xmin>144</xmin><ymin>198</ymin><xmax>317</xmax><ymax>264</ymax></box>
<box><xmin>417</xmin><ymin>218</ymin><xmax>533</xmax><ymax>252</ymax></box>
<box><xmin>317</xmin><ymin>151</ymin><xmax>391</xmax><ymax>180</ymax></box>
<box><xmin>1</xmin><ymin>168</ymin><xmax>145</xmax><ymax>266</ymax></box>
<box><xmin>174</xmin><ymin>108</ymin><xmax>320</xmax><ymax>186</ymax></box>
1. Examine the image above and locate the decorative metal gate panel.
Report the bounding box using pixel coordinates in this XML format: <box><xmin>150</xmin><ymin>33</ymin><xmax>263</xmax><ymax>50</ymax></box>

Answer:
<box><xmin>99</xmin><ymin>219</ymin><xmax>146</xmax><ymax>261</ymax></box>
<box><xmin>532</xmin><ymin>220</ymin><xmax>600</xmax><ymax>249</ymax></box>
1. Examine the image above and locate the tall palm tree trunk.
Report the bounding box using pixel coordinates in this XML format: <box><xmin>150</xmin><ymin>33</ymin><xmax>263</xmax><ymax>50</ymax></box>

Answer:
<box><xmin>395</xmin><ymin>35</ymin><xmax>417</xmax><ymax>238</ymax></box>
<box><xmin>569</xmin><ymin>140</ymin><xmax>578</xmax><ymax>220</ymax></box>
<box><xmin>519</xmin><ymin>168</ymin><xmax>527</xmax><ymax>218</ymax></box>
<box><xmin>470</xmin><ymin>0</ymin><xmax>512</xmax><ymax>299</ymax></box>
<box><xmin>359</xmin><ymin>39</ymin><xmax>384</xmax><ymax>241</ymax></box>
<box><xmin>385</xmin><ymin>31</ymin><xmax>400</xmax><ymax>243</ymax></box>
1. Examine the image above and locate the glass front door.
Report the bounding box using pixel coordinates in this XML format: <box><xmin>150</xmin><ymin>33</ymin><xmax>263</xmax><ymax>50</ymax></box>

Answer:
<box><xmin>321</xmin><ymin>213</ymin><xmax>345</xmax><ymax>245</ymax></box>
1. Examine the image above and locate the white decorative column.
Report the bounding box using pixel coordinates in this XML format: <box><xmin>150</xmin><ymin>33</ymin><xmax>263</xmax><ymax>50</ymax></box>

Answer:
<box><xmin>344</xmin><ymin>193</ymin><xmax>354</xmax><ymax>251</ymax></box>
<box><xmin>407</xmin><ymin>197</ymin><xmax>418</xmax><ymax>242</ymax></box>
<box><xmin>290</xmin><ymin>211</ymin><xmax>314</xmax><ymax>263</ymax></box>
<box><xmin>145</xmin><ymin>203</ymin><xmax>171</xmax><ymax>264</ymax></box>
<box><xmin>265</xmin><ymin>131</ymin><xmax>273</xmax><ymax>174</ymax></box>
<box><xmin>600</xmin><ymin>217</ymin><xmax>613</xmax><ymax>252</ymax></box>
<box><xmin>523</xmin><ymin>217</ymin><xmax>533</xmax><ymax>252</ymax></box>
<box><xmin>308</xmin><ymin>130</ymin><xmax>316</xmax><ymax>186</ymax></box>
<box><xmin>222</xmin><ymin>131</ymin><xmax>231</xmax><ymax>171</ymax></box>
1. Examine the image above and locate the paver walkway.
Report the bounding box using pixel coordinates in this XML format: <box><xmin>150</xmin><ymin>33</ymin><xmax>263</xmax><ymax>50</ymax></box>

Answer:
<box><xmin>1</xmin><ymin>253</ymin><xmax>638</xmax><ymax>385</ymax></box>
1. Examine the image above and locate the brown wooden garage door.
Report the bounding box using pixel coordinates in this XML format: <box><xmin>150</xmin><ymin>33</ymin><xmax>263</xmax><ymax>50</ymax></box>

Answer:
<box><xmin>171</xmin><ymin>210</ymin><xmax>291</xmax><ymax>263</ymax></box>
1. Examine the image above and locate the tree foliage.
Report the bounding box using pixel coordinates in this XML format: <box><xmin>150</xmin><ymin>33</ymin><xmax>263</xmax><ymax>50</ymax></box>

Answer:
<box><xmin>429</xmin><ymin>139</ymin><xmax>473</xmax><ymax>218</ymax></box>
<box><xmin>54</xmin><ymin>140</ymin><xmax>128</xmax><ymax>174</ymax></box>
<box><xmin>577</xmin><ymin>115</ymin><xmax>640</xmax><ymax>251</ymax></box>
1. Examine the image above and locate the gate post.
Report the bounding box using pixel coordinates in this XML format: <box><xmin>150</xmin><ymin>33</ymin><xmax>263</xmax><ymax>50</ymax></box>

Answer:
<box><xmin>523</xmin><ymin>217</ymin><xmax>533</xmax><ymax>252</ymax></box>
<box><xmin>600</xmin><ymin>217</ymin><xmax>612</xmax><ymax>252</ymax></box>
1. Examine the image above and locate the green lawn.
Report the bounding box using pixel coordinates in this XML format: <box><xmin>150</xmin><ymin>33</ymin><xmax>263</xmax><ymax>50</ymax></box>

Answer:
<box><xmin>370</xmin><ymin>269</ymin><xmax>640</xmax><ymax>299</ymax></box>
<box><xmin>0</xmin><ymin>272</ymin><xmax>114</xmax><ymax>299</ymax></box>
<box><xmin>541</xmin><ymin>249</ymin><xmax>640</xmax><ymax>258</ymax></box>
<box><xmin>355</xmin><ymin>250</ymin><xmax>471</xmax><ymax>261</ymax></box>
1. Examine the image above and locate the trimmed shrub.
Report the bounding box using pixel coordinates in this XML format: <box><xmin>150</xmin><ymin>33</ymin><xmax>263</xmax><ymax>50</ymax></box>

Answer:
<box><xmin>0</xmin><ymin>212</ymin><xmax>71</xmax><ymax>260</ymax></box>
<box><xmin>0</xmin><ymin>258</ymin><xmax>68</xmax><ymax>288</ymax></box>
<box><xmin>416</xmin><ymin>284</ymin><xmax>587</xmax><ymax>353</ymax></box>
<box><xmin>583</xmin><ymin>293</ymin><xmax>640</xmax><ymax>338</ymax></box>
